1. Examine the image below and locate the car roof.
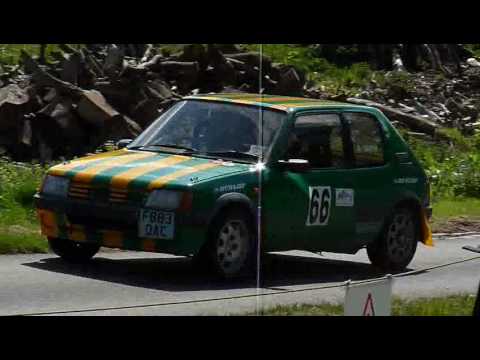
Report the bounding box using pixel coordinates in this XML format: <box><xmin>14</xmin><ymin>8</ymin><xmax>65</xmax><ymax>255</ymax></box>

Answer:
<box><xmin>184</xmin><ymin>93</ymin><xmax>372</xmax><ymax>113</ymax></box>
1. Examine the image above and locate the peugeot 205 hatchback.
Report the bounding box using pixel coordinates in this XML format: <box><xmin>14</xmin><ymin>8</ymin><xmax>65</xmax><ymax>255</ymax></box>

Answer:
<box><xmin>35</xmin><ymin>93</ymin><xmax>433</xmax><ymax>279</ymax></box>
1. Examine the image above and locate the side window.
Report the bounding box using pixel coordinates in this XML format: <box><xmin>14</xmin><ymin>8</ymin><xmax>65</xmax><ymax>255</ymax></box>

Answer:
<box><xmin>285</xmin><ymin>113</ymin><xmax>346</xmax><ymax>169</ymax></box>
<box><xmin>344</xmin><ymin>112</ymin><xmax>385</xmax><ymax>167</ymax></box>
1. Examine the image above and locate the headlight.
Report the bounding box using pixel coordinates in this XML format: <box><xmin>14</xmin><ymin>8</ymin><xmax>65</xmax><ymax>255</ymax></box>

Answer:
<box><xmin>41</xmin><ymin>175</ymin><xmax>70</xmax><ymax>197</ymax></box>
<box><xmin>145</xmin><ymin>190</ymin><xmax>184</xmax><ymax>210</ymax></box>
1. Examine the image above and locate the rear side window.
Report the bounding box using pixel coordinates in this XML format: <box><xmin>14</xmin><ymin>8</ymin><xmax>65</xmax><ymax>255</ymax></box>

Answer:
<box><xmin>285</xmin><ymin>113</ymin><xmax>346</xmax><ymax>169</ymax></box>
<box><xmin>344</xmin><ymin>112</ymin><xmax>385</xmax><ymax>167</ymax></box>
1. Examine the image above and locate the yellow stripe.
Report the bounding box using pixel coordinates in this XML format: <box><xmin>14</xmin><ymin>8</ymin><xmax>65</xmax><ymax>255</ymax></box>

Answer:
<box><xmin>245</xmin><ymin>96</ymin><xmax>310</xmax><ymax>103</ymax></box>
<box><xmin>102</xmin><ymin>231</ymin><xmax>123</xmax><ymax>248</ymax></box>
<box><xmin>147</xmin><ymin>162</ymin><xmax>221</xmax><ymax>190</ymax></box>
<box><xmin>72</xmin><ymin>152</ymin><xmax>155</xmax><ymax>184</ymax></box>
<box><xmin>110</xmin><ymin>155</ymin><xmax>190</xmax><ymax>189</ymax></box>
<box><xmin>48</xmin><ymin>149</ymin><xmax>127</xmax><ymax>176</ymax></box>
<box><xmin>189</xmin><ymin>96</ymin><xmax>288</xmax><ymax>111</ymax></box>
<box><xmin>228</xmin><ymin>99</ymin><xmax>287</xmax><ymax>110</ymax></box>
<box><xmin>285</xmin><ymin>102</ymin><xmax>350</xmax><ymax>108</ymax></box>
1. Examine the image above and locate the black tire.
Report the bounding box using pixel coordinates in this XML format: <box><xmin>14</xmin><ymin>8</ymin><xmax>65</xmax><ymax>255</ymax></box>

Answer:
<box><xmin>198</xmin><ymin>208</ymin><xmax>258</xmax><ymax>279</ymax></box>
<box><xmin>48</xmin><ymin>237</ymin><xmax>100</xmax><ymax>263</ymax></box>
<box><xmin>367</xmin><ymin>207</ymin><xmax>419</xmax><ymax>272</ymax></box>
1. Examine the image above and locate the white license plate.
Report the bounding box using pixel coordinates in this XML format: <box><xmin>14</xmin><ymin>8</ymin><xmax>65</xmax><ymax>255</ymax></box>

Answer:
<box><xmin>138</xmin><ymin>209</ymin><xmax>175</xmax><ymax>239</ymax></box>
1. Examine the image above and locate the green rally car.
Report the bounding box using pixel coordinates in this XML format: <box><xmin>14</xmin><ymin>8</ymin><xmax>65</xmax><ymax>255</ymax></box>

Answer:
<box><xmin>35</xmin><ymin>93</ymin><xmax>433</xmax><ymax>279</ymax></box>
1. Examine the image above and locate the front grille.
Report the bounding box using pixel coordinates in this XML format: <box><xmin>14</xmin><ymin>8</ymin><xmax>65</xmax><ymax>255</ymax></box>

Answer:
<box><xmin>68</xmin><ymin>182</ymin><xmax>144</xmax><ymax>205</ymax></box>
<box><xmin>68</xmin><ymin>182</ymin><xmax>92</xmax><ymax>200</ymax></box>
<box><xmin>110</xmin><ymin>188</ymin><xmax>128</xmax><ymax>203</ymax></box>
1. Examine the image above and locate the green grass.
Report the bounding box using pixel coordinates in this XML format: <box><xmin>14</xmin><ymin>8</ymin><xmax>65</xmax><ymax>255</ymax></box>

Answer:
<box><xmin>430</xmin><ymin>197</ymin><xmax>480</xmax><ymax>232</ymax></box>
<box><xmin>0</xmin><ymin>159</ymin><xmax>48</xmax><ymax>254</ymax></box>
<box><xmin>0</xmin><ymin>44</ymin><xmax>82</xmax><ymax>65</ymax></box>
<box><xmin>247</xmin><ymin>295</ymin><xmax>477</xmax><ymax>316</ymax></box>
<box><xmin>432</xmin><ymin>198</ymin><xmax>480</xmax><ymax>220</ymax></box>
<box><xmin>0</xmin><ymin>229</ymin><xmax>47</xmax><ymax>254</ymax></box>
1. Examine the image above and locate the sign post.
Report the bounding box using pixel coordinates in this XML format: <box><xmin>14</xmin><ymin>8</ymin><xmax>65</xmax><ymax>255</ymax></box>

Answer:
<box><xmin>344</xmin><ymin>276</ymin><xmax>393</xmax><ymax>316</ymax></box>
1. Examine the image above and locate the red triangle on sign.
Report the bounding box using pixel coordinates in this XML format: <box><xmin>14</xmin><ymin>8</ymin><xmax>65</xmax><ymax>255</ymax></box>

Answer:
<box><xmin>362</xmin><ymin>293</ymin><xmax>376</xmax><ymax>316</ymax></box>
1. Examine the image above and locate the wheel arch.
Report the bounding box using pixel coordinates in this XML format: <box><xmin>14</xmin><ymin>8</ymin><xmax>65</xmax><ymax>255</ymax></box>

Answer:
<box><xmin>207</xmin><ymin>192</ymin><xmax>257</xmax><ymax>236</ymax></box>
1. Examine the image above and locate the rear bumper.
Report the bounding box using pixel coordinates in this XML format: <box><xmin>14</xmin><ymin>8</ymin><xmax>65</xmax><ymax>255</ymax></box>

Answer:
<box><xmin>34</xmin><ymin>194</ymin><xmax>208</xmax><ymax>256</ymax></box>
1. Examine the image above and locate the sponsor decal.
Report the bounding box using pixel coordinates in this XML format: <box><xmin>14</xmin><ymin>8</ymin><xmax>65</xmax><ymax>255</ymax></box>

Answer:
<box><xmin>215</xmin><ymin>183</ymin><xmax>246</xmax><ymax>193</ymax></box>
<box><xmin>336</xmin><ymin>188</ymin><xmax>354</xmax><ymax>207</ymax></box>
<box><xmin>393</xmin><ymin>177</ymin><xmax>418</xmax><ymax>184</ymax></box>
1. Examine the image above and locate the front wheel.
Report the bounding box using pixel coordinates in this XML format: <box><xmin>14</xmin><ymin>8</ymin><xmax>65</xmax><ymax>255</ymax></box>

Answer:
<box><xmin>367</xmin><ymin>207</ymin><xmax>419</xmax><ymax>272</ymax></box>
<box><xmin>48</xmin><ymin>237</ymin><xmax>100</xmax><ymax>263</ymax></box>
<box><xmin>198</xmin><ymin>209</ymin><xmax>257</xmax><ymax>279</ymax></box>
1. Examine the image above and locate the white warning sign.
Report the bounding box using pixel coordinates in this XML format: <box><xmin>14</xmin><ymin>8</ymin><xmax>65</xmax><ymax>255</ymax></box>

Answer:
<box><xmin>344</xmin><ymin>277</ymin><xmax>393</xmax><ymax>316</ymax></box>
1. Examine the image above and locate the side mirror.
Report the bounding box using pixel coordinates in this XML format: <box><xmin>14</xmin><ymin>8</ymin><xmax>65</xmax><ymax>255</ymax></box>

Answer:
<box><xmin>117</xmin><ymin>139</ymin><xmax>133</xmax><ymax>149</ymax></box>
<box><xmin>277</xmin><ymin>159</ymin><xmax>311</xmax><ymax>173</ymax></box>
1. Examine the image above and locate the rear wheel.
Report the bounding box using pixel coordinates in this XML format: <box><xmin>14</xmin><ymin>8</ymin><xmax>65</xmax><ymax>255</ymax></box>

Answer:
<box><xmin>196</xmin><ymin>209</ymin><xmax>257</xmax><ymax>279</ymax></box>
<box><xmin>48</xmin><ymin>237</ymin><xmax>100</xmax><ymax>263</ymax></box>
<box><xmin>367</xmin><ymin>207</ymin><xmax>418</xmax><ymax>271</ymax></box>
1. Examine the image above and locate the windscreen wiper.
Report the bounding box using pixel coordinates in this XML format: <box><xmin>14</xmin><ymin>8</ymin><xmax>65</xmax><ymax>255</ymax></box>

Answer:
<box><xmin>129</xmin><ymin>144</ymin><xmax>197</xmax><ymax>152</ymax></box>
<box><xmin>204</xmin><ymin>150</ymin><xmax>259</xmax><ymax>161</ymax></box>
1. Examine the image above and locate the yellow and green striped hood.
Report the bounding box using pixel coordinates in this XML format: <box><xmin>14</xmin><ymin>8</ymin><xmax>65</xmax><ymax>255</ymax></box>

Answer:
<box><xmin>48</xmin><ymin>149</ymin><xmax>250</xmax><ymax>192</ymax></box>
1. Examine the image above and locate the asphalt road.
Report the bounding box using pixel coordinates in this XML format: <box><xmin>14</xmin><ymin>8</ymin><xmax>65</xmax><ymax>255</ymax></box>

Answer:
<box><xmin>1</xmin><ymin>235</ymin><xmax>480</xmax><ymax>316</ymax></box>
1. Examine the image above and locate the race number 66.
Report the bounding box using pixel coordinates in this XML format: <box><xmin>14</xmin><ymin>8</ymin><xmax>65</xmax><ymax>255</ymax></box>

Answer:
<box><xmin>306</xmin><ymin>186</ymin><xmax>331</xmax><ymax>226</ymax></box>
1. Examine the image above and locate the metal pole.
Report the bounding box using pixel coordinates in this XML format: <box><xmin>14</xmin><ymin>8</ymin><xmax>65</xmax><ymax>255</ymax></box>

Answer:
<box><xmin>255</xmin><ymin>44</ymin><xmax>264</xmax><ymax>316</ymax></box>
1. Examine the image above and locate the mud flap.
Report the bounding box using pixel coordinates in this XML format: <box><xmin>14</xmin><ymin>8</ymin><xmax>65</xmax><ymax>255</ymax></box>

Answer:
<box><xmin>420</xmin><ymin>208</ymin><xmax>434</xmax><ymax>247</ymax></box>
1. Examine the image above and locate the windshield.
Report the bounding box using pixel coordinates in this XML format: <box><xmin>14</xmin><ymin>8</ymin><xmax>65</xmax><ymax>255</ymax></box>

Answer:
<box><xmin>128</xmin><ymin>100</ymin><xmax>286</xmax><ymax>163</ymax></box>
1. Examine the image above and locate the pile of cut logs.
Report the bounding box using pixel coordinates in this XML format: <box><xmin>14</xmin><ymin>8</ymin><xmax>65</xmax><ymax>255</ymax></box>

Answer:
<box><xmin>1</xmin><ymin>44</ymin><xmax>479</xmax><ymax>162</ymax></box>
<box><xmin>0</xmin><ymin>44</ymin><xmax>306</xmax><ymax>162</ymax></box>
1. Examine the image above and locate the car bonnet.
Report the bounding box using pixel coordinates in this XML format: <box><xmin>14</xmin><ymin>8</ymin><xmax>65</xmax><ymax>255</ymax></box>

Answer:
<box><xmin>47</xmin><ymin>149</ymin><xmax>250</xmax><ymax>191</ymax></box>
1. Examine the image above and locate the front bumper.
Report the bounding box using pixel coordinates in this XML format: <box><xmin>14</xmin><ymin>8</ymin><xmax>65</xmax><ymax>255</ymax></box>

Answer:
<box><xmin>35</xmin><ymin>194</ymin><xmax>208</xmax><ymax>256</ymax></box>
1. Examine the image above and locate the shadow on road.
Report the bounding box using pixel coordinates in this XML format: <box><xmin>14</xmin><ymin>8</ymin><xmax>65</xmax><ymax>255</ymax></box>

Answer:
<box><xmin>22</xmin><ymin>252</ymin><xmax>398</xmax><ymax>292</ymax></box>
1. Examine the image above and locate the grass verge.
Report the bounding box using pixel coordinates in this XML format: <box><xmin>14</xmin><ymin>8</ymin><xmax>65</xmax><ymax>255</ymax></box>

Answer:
<box><xmin>0</xmin><ymin>159</ymin><xmax>47</xmax><ymax>254</ymax></box>
<box><xmin>0</xmin><ymin>229</ymin><xmax>48</xmax><ymax>254</ymax></box>
<box><xmin>246</xmin><ymin>294</ymin><xmax>477</xmax><ymax>316</ymax></box>
<box><xmin>431</xmin><ymin>197</ymin><xmax>480</xmax><ymax>233</ymax></box>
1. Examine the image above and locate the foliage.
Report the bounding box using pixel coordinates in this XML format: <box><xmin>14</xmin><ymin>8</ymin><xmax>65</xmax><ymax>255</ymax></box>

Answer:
<box><xmin>0</xmin><ymin>159</ymin><xmax>48</xmax><ymax>253</ymax></box>
<box><xmin>375</xmin><ymin>71</ymin><xmax>415</xmax><ymax>99</ymax></box>
<box><xmin>0</xmin><ymin>44</ymin><xmax>82</xmax><ymax>65</ymax></box>
<box><xmin>405</xmin><ymin>132</ymin><xmax>480</xmax><ymax>201</ymax></box>
<box><xmin>244</xmin><ymin>44</ymin><xmax>374</xmax><ymax>95</ymax></box>
<box><xmin>464</xmin><ymin>44</ymin><xmax>480</xmax><ymax>58</ymax></box>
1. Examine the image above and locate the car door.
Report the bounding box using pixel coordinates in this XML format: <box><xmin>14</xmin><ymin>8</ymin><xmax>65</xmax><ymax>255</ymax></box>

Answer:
<box><xmin>263</xmin><ymin>111</ymin><xmax>356</xmax><ymax>253</ymax></box>
<box><xmin>341</xmin><ymin>111</ymin><xmax>393</xmax><ymax>248</ymax></box>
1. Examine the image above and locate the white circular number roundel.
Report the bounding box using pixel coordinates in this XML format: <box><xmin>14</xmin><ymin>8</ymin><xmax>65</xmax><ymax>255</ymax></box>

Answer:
<box><xmin>306</xmin><ymin>186</ymin><xmax>331</xmax><ymax>226</ymax></box>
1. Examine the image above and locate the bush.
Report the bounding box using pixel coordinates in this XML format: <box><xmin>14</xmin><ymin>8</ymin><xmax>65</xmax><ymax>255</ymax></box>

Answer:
<box><xmin>244</xmin><ymin>44</ymin><xmax>374</xmax><ymax>95</ymax></box>
<box><xmin>0</xmin><ymin>159</ymin><xmax>46</xmax><ymax>225</ymax></box>
<box><xmin>406</xmin><ymin>133</ymin><xmax>480</xmax><ymax>201</ymax></box>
